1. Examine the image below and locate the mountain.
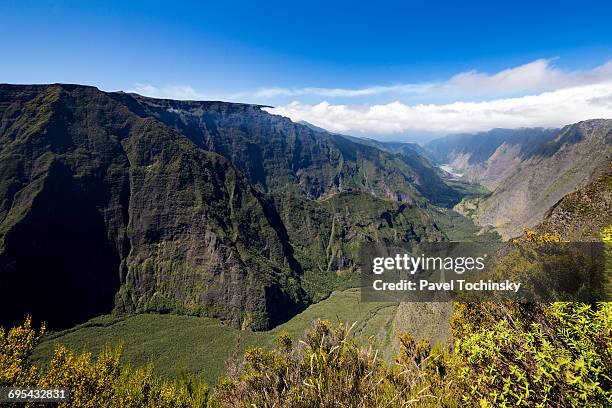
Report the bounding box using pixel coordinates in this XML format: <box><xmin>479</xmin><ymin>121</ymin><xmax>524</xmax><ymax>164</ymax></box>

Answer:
<box><xmin>268</xmin><ymin>191</ymin><xmax>445</xmax><ymax>301</ymax></box>
<box><xmin>296</xmin><ymin>120</ymin><xmax>329</xmax><ymax>133</ymax></box>
<box><xmin>110</xmin><ymin>93</ymin><xmax>460</xmax><ymax>206</ymax></box>
<box><xmin>0</xmin><ymin>84</ymin><xmax>452</xmax><ymax>331</ymax></box>
<box><xmin>426</xmin><ymin>128</ymin><xmax>559</xmax><ymax>189</ymax></box>
<box><xmin>0</xmin><ymin>84</ymin><xmax>313</xmax><ymax>331</ymax></box>
<box><xmin>455</xmin><ymin>120</ymin><xmax>612</xmax><ymax>238</ymax></box>
<box><xmin>339</xmin><ymin>134</ymin><xmax>435</xmax><ymax>162</ymax></box>
<box><xmin>281</xmin><ymin>122</ymin><xmax>453</xmax><ymax>195</ymax></box>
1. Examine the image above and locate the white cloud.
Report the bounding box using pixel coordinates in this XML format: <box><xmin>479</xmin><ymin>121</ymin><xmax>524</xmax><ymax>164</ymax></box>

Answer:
<box><xmin>236</xmin><ymin>59</ymin><xmax>612</xmax><ymax>101</ymax></box>
<box><xmin>128</xmin><ymin>83</ymin><xmax>207</xmax><ymax>100</ymax></box>
<box><xmin>447</xmin><ymin>58</ymin><xmax>612</xmax><ymax>95</ymax></box>
<box><xmin>128</xmin><ymin>58</ymin><xmax>612</xmax><ymax>134</ymax></box>
<box><xmin>263</xmin><ymin>81</ymin><xmax>612</xmax><ymax>134</ymax></box>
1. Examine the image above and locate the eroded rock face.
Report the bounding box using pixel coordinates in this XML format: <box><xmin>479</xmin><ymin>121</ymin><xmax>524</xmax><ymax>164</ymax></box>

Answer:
<box><xmin>534</xmin><ymin>162</ymin><xmax>612</xmax><ymax>241</ymax></box>
<box><xmin>425</xmin><ymin>127</ymin><xmax>559</xmax><ymax>189</ymax></box>
<box><xmin>428</xmin><ymin>123</ymin><xmax>612</xmax><ymax>239</ymax></box>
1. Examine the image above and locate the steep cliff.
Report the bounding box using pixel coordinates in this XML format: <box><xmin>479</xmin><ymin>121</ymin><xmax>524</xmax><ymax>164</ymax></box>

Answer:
<box><xmin>534</xmin><ymin>162</ymin><xmax>612</xmax><ymax>241</ymax></box>
<box><xmin>268</xmin><ymin>191</ymin><xmax>445</xmax><ymax>301</ymax></box>
<box><xmin>0</xmin><ymin>84</ymin><xmax>306</xmax><ymax>330</ymax></box>
<box><xmin>426</xmin><ymin>128</ymin><xmax>559</xmax><ymax>189</ymax></box>
<box><xmin>0</xmin><ymin>84</ymin><xmax>450</xmax><ymax>330</ymax></box>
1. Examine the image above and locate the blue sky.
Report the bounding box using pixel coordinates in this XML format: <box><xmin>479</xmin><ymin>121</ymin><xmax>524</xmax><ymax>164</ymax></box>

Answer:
<box><xmin>2</xmin><ymin>0</ymin><xmax>612</xmax><ymax>138</ymax></box>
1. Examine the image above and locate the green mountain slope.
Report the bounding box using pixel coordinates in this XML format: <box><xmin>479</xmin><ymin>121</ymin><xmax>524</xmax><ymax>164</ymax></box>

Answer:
<box><xmin>268</xmin><ymin>191</ymin><xmax>445</xmax><ymax>301</ymax></box>
<box><xmin>33</xmin><ymin>288</ymin><xmax>452</xmax><ymax>386</ymax></box>
<box><xmin>337</xmin><ymin>133</ymin><xmax>436</xmax><ymax>163</ymax></box>
<box><xmin>0</xmin><ymin>84</ymin><xmax>455</xmax><ymax>331</ymax></box>
<box><xmin>32</xmin><ymin>290</ymin><xmax>388</xmax><ymax>385</ymax></box>
<box><xmin>0</xmin><ymin>84</ymin><xmax>305</xmax><ymax>330</ymax></box>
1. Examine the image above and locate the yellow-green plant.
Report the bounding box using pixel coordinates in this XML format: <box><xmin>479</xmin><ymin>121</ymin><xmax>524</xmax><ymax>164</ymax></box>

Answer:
<box><xmin>451</xmin><ymin>302</ymin><xmax>612</xmax><ymax>407</ymax></box>
<box><xmin>214</xmin><ymin>320</ymin><xmax>458</xmax><ymax>407</ymax></box>
<box><xmin>2</xmin><ymin>309</ymin><xmax>611</xmax><ymax>407</ymax></box>
<box><xmin>0</xmin><ymin>316</ymin><xmax>44</xmax><ymax>387</ymax></box>
<box><xmin>0</xmin><ymin>318</ymin><xmax>211</xmax><ymax>407</ymax></box>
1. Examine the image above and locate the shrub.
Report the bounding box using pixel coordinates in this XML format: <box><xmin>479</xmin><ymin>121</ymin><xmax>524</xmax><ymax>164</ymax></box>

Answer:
<box><xmin>451</xmin><ymin>302</ymin><xmax>612</xmax><ymax>407</ymax></box>
<box><xmin>0</xmin><ymin>316</ymin><xmax>44</xmax><ymax>387</ymax></box>
<box><xmin>214</xmin><ymin>320</ymin><xmax>453</xmax><ymax>407</ymax></box>
<box><xmin>2</xmin><ymin>307</ymin><xmax>611</xmax><ymax>407</ymax></box>
<box><xmin>0</xmin><ymin>318</ymin><xmax>210</xmax><ymax>407</ymax></box>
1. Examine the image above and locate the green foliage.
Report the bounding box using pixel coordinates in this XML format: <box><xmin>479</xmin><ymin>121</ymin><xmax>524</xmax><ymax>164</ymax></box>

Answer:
<box><xmin>215</xmin><ymin>303</ymin><xmax>612</xmax><ymax>407</ymax></box>
<box><xmin>443</xmin><ymin>229</ymin><xmax>611</xmax><ymax>405</ymax></box>
<box><xmin>1</xmin><ymin>84</ymin><xmax>469</xmax><ymax>332</ymax></box>
<box><xmin>1</xmin><ymin>318</ymin><xmax>211</xmax><ymax>407</ymax></box>
<box><xmin>272</xmin><ymin>191</ymin><xmax>445</xmax><ymax>301</ymax></box>
<box><xmin>451</xmin><ymin>302</ymin><xmax>612</xmax><ymax>407</ymax></box>
<box><xmin>6</xmin><ymin>303</ymin><xmax>612</xmax><ymax>407</ymax></box>
<box><xmin>0</xmin><ymin>317</ymin><xmax>44</xmax><ymax>386</ymax></box>
<box><xmin>33</xmin><ymin>290</ymin><xmax>398</xmax><ymax>386</ymax></box>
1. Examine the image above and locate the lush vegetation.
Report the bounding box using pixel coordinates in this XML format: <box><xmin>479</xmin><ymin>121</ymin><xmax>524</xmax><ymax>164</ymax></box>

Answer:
<box><xmin>4</xmin><ymin>298</ymin><xmax>611</xmax><ymax>407</ymax></box>
<box><xmin>1</xmin><ymin>317</ymin><xmax>211</xmax><ymax>407</ymax></box>
<box><xmin>271</xmin><ymin>191</ymin><xmax>446</xmax><ymax>302</ymax></box>
<box><xmin>215</xmin><ymin>296</ymin><xmax>611</xmax><ymax>407</ymax></box>
<box><xmin>0</xmin><ymin>84</ymin><xmax>468</xmax><ymax>332</ymax></box>
<box><xmin>32</xmin><ymin>290</ymin><xmax>400</xmax><ymax>385</ymax></box>
<box><xmin>4</xmin><ymin>229</ymin><xmax>605</xmax><ymax>406</ymax></box>
<box><xmin>1</xmin><ymin>84</ymin><xmax>610</xmax><ymax>407</ymax></box>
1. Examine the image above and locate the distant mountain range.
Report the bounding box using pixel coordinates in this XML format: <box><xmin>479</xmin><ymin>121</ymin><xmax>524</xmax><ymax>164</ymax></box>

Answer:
<box><xmin>427</xmin><ymin>123</ymin><xmax>612</xmax><ymax>238</ymax></box>
<box><xmin>298</xmin><ymin>120</ymin><xmax>436</xmax><ymax>163</ymax></box>
<box><xmin>425</xmin><ymin>128</ymin><xmax>560</xmax><ymax>188</ymax></box>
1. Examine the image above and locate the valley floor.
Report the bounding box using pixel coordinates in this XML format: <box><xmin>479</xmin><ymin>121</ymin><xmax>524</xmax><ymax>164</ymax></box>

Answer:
<box><xmin>33</xmin><ymin>289</ymin><xmax>452</xmax><ymax>385</ymax></box>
